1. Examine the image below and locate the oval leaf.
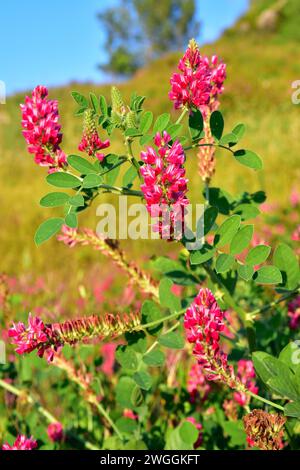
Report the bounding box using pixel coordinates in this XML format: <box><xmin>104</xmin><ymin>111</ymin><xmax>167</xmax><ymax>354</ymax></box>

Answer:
<box><xmin>133</xmin><ymin>371</ymin><xmax>152</xmax><ymax>391</ymax></box>
<box><xmin>214</xmin><ymin>215</ymin><xmax>241</xmax><ymax>248</ymax></box>
<box><xmin>210</xmin><ymin>110</ymin><xmax>224</xmax><ymax>140</ymax></box>
<box><xmin>216</xmin><ymin>254</ymin><xmax>235</xmax><ymax>273</ymax></box>
<box><xmin>34</xmin><ymin>218</ymin><xmax>64</xmax><ymax>246</ymax></box>
<box><xmin>273</xmin><ymin>243</ymin><xmax>300</xmax><ymax>290</ymax></box>
<box><xmin>189</xmin><ymin>109</ymin><xmax>203</xmax><ymax>141</ymax></box>
<box><xmin>230</xmin><ymin>224</ymin><xmax>254</xmax><ymax>255</ymax></box>
<box><xmin>153</xmin><ymin>113</ymin><xmax>170</xmax><ymax>133</ymax></box>
<box><xmin>82</xmin><ymin>174</ymin><xmax>103</xmax><ymax>188</ymax></box>
<box><xmin>254</xmin><ymin>265</ymin><xmax>283</xmax><ymax>285</ymax></box>
<box><xmin>234</xmin><ymin>149</ymin><xmax>263</xmax><ymax>170</ymax></box>
<box><xmin>158</xmin><ymin>331</ymin><xmax>184</xmax><ymax>350</ymax></box>
<box><xmin>47</xmin><ymin>172</ymin><xmax>81</xmax><ymax>188</ymax></box>
<box><xmin>40</xmin><ymin>192</ymin><xmax>70</xmax><ymax>208</ymax></box>
<box><xmin>139</xmin><ymin>111</ymin><xmax>153</xmax><ymax>134</ymax></box>
<box><xmin>246</xmin><ymin>245</ymin><xmax>271</xmax><ymax>266</ymax></box>
<box><xmin>68</xmin><ymin>155</ymin><xmax>97</xmax><ymax>174</ymax></box>
<box><xmin>238</xmin><ymin>264</ymin><xmax>254</xmax><ymax>281</ymax></box>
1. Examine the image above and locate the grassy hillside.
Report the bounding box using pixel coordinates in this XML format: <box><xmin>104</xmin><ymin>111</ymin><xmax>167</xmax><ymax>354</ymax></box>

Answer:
<box><xmin>1</xmin><ymin>0</ymin><xmax>300</xmax><ymax>282</ymax></box>
<box><xmin>231</xmin><ymin>0</ymin><xmax>300</xmax><ymax>42</ymax></box>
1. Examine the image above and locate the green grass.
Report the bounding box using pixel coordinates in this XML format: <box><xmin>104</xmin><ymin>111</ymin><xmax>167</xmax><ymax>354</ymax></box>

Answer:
<box><xmin>1</xmin><ymin>1</ymin><xmax>300</xmax><ymax>280</ymax></box>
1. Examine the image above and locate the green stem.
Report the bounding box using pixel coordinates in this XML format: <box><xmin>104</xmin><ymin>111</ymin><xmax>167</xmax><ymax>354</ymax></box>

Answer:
<box><xmin>248</xmin><ymin>286</ymin><xmax>300</xmax><ymax>318</ymax></box>
<box><xmin>175</xmin><ymin>106</ymin><xmax>189</xmax><ymax>125</ymax></box>
<box><xmin>99</xmin><ymin>157</ymin><xmax>127</xmax><ymax>176</ymax></box>
<box><xmin>247</xmin><ymin>390</ymin><xmax>284</xmax><ymax>412</ymax></box>
<box><xmin>184</xmin><ymin>142</ymin><xmax>234</xmax><ymax>154</ymax></box>
<box><xmin>92</xmin><ymin>399</ymin><xmax>124</xmax><ymax>442</ymax></box>
<box><xmin>99</xmin><ymin>184</ymin><xmax>143</xmax><ymax>197</ymax></box>
<box><xmin>145</xmin><ymin>321</ymin><xmax>180</xmax><ymax>355</ymax></box>
<box><xmin>136</xmin><ymin>309</ymin><xmax>185</xmax><ymax>331</ymax></box>
<box><xmin>0</xmin><ymin>378</ymin><xmax>99</xmax><ymax>449</ymax></box>
<box><xmin>126</xmin><ymin>138</ymin><xmax>142</xmax><ymax>181</ymax></box>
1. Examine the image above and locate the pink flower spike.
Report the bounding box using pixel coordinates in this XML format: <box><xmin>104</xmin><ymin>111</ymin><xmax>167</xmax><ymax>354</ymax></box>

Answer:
<box><xmin>8</xmin><ymin>313</ymin><xmax>61</xmax><ymax>361</ymax></box>
<box><xmin>140</xmin><ymin>133</ymin><xmax>189</xmax><ymax>240</ymax></box>
<box><xmin>169</xmin><ymin>39</ymin><xmax>226</xmax><ymax>115</ymax></box>
<box><xmin>184</xmin><ymin>288</ymin><xmax>240</xmax><ymax>389</ymax></box>
<box><xmin>21</xmin><ymin>86</ymin><xmax>66</xmax><ymax>172</ymax></box>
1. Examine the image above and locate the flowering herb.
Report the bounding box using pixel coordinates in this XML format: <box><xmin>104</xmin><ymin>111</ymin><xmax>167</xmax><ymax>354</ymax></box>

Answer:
<box><xmin>1</xmin><ymin>37</ymin><xmax>299</xmax><ymax>451</ymax></box>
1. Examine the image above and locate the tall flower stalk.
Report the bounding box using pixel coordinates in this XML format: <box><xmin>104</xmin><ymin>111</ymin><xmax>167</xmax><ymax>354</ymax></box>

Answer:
<box><xmin>58</xmin><ymin>226</ymin><xmax>159</xmax><ymax>299</ymax></box>
<box><xmin>9</xmin><ymin>311</ymin><xmax>140</xmax><ymax>362</ymax></box>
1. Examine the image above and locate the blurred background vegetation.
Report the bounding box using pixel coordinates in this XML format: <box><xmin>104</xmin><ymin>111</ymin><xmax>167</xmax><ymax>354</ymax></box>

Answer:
<box><xmin>0</xmin><ymin>0</ymin><xmax>299</xmax><ymax>309</ymax></box>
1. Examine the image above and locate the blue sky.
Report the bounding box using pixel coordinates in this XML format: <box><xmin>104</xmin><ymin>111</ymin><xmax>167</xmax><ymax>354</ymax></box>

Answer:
<box><xmin>1</xmin><ymin>0</ymin><xmax>249</xmax><ymax>95</ymax></box>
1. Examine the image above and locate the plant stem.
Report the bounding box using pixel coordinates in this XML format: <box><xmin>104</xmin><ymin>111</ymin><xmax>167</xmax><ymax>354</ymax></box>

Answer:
<box><xmin>90</xmin><ymin>397</ymin><xmax>124</xmax><ymax>442</ymax></box>
<box><xmin>136</xmin><ymin>309</ymin><xmax>185</xmax><ymax>331</ymax></box>
<box><xmin>99</xmin><ymin>184</ymin><xmax>143</xmax><ymax>197</ymax></box>
<box><xmin>0</xmin><ymin>378</ymin><xmax>99</xmax><ymax>449</ymax></box>
<box><xmin>99</xmin><ymin>157</ymin><xmax>127</xmax><ymax>176</ymax></box>
<box><xmin>175</xmin><ymin>106</ymin><xmax>188</xmax><ymax>125</ymax></box>
<box><xmin>247</xmin><ymin>390</ymin><xmax>284</xmax><ymax>412</ymax></box>
<box><xmin>145</xmin><ymin>321</ymin><xmax>180</xmax><ymax>355</ymax></box>
<box><xmin>184</xmin><ymin>142</ymin><xmax>235</xmax><ymax>154</ymax></box>
<box><xmin>248</xmin><ymin>286</ymin><xmax>300</xmax><ymax>318</ymax></box>
<box><xmin>0</xmin><ymin>378</ymin><xmax>57</xmax><ymax>423</ymax></box>
<box><xmin>126</xmin><ymin>138</ymin><xmax>142</xmax><ymax>181</ymax></box>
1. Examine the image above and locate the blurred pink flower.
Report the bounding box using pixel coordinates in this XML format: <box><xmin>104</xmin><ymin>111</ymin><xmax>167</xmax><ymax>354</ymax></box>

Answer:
<box><xmin>2</xmin><ymin>435</ymin><xmax>37</xmax><ymax>450</ymax></box>
<box><xmin>93</xmin><ymin>277</ymin><xmax>113</xmax><ymax>304</ymax></box>
<box><xmin>290</xmin><ymin>188</ymin><xmax>300</xmax><ymax>207</ymax></box>
<box><xmin>100</xmin><ymin>343</ymin><xmax>117</xmax><ymax>376</ymax></box>
<box><xmin>187</xmin><ymin>363</ymin><xmax>211</xmax><ymax>402</ymax></box>
<box><xmin>292</xmin><ymin>225</ymin><xmax>300</xmax><ymax>242</ymax></box>
<box><xmin>233</xmin><ymin>360</ymin><xmax>258</xmax><ymax>407</ymax></box>
<box><xmin>47</xmin><ymin>422</ymin><xmax>64</xmax><ymax>443</ymax></box>
<box><xmin>123</xmin><ymin>409</ymin><xmax>138</xmax><ymax>420</ymax></box>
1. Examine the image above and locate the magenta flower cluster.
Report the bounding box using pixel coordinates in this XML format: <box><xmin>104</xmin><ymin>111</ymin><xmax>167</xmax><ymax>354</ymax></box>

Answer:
<box><xmin>78</xmin><ymin>131</ymin><xmax>110</xmax><ymax>162</ymax></box>
<box><xmin>8</xmin><ymin>313</ymin><xmax>60</xmax><ymax>362</ymax></box>
<box><xmin>2</xmin><ymin>435</ymin><xmax>37</xmax><ymax>451</ymax></box>
<box><xmin>20</xmin><ymin>86</ymin><xmax>66</xmax><ymax>172</ymax></box>
<box><xmin>169</xmin><ymin>40</ymin><xmax>226</xmax><ymax>116</ymax></box>
<box><xmin>140</xmin><ymin>131</ymin><xmax>189</xmax><ymax>239</ymax></box>
<box><xmin>184</xmin><ymin>288</ymin><xmax>235</xmax><ymax>384</ymax></box>
<box><xmin>233</xmin><ymin>360</ymin><xmax>258</xmax><ymax>407</ymax></box>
